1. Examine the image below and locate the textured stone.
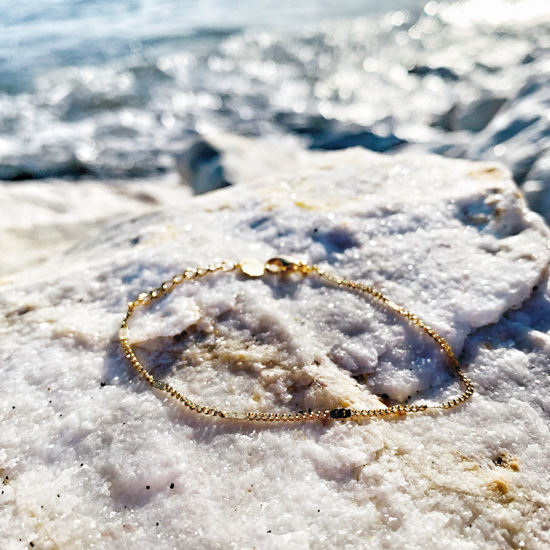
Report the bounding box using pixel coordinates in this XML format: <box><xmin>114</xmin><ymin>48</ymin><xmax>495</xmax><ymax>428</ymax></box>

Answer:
<box><xmin>1</xmin><ymin>149</ymin><xmax>549</xmax><ymax>549</ymax></box>
<box><xmin>0</xmin><ymin>175</ymin><xmax>189</xmax><ymax>277</ymax></box>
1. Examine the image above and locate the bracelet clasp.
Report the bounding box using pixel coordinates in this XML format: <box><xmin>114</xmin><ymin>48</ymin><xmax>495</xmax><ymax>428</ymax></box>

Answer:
<box><xmin>266</xmin><ymin>257</ymin><xmax>305</xmax><ymax>273</ymax></box>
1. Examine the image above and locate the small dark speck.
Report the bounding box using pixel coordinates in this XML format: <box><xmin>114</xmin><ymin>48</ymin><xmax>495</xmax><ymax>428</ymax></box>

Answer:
<box><xmin>100</xmin><ymin>382</ymin><xmax>106</xmax><ymax>387</ymax></box>
<box><xmin>267</xmin><ymin>530</ymin><xmax>272</xmax><ymax>534</ymax></box>
<box><xmin>381</xmin><ymin>393</ymin><xmax>389</xmax><ymax>399</ymax></box>
<box><xmin>170</xmin><ymin>483</ymin><xmax>174</xmax><ymax>489</ymax></box>
<box><xmin>59</xmin><ymin>414</ymin><xmax>63</xmax><ymax>417</ymax></box>
<box><xmin>30</xmin><ymin>543</ymin><xmax>35</xmax><ymax>548</ymax></box>
<box><xmin>156</xmin><ymin>522</ymin><xmax>159</xmax><ymax>526</ymax></box>
<box><xmin>146</xmin><ymin>485</ymin><xmax>150</xmax><ymax>490</ymax></box>
<box><xmin>133</xmin><ymin>191</ymin><xmax>158</xmax><ymax>205</ymax></box>
<box><xmin>57</xmin><ymin>494</ymin><xmax>60</xmax><ymax>498</ymax></box>
<box><xmin>2</xmin><ymin>490</ymin><xmax>4</xmax><ymax>495</ymax></box>
<box><xmin>313</xmin><ymin>228</ymin><xmax>318</xmax><ymax>233</ymax></box>
<box><xmin>130</xmin><ymin>236</ymin><xmax>141</xmax><ymax>246</ymax></box>
<box><xmin>17</xmin><ymin>305</ymin><xmax>34</xmax><ymax>315</ymax></box>
<box><xmin>317</xmin><ymin>509</ymin><xmax>320</xmax><ymax>512</ymax></box>
<box><xmin>48</xmin><ymin>400</ymin><xmax>52</xmax><ymax>404</ymax></box>
<box><xmin>80</xmin><ymin>463</ymin><xmax>84</xmax><ymax>467</ymax></box>
<box><xmin>11</xmin><ymin>406</ymin><xmax>15</xmax><ymax>410</ymax></box>
<box><xmin>173</xmin><ymin>330</ymin><xmax>187</xmax><ymax>343</ymax></box>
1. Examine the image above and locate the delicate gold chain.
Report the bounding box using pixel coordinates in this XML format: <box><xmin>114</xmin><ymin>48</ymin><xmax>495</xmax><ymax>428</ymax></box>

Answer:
<box><xmin>119</xmin><ymin>257</ymin><xmax>473</xmax><ymax>422</ymax></box>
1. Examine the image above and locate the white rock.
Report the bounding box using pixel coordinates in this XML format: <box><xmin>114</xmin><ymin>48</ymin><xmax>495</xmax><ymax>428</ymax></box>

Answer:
<box><xmin>0</xmin><ymin>175</ymin><xmax>190</xmax><ymax>277</ymax></box>
<box><xmin>1</xmin><ymin>149</ymin><xmax>549</xmax><ymax>549</ymax></box>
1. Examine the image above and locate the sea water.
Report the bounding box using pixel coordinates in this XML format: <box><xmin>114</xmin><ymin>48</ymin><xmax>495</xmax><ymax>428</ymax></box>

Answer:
<box><xmin>0</xmin><ymin>0</ymin><xmax>548</xmax><ymax>191</ymax></box>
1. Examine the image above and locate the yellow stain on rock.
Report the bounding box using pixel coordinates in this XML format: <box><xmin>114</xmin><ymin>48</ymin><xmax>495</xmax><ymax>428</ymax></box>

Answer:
<box><xmin>468</xmin><ymin>166</ymin><xmax>504</xmax><ymax>180</ymax></box>
<box><xmin>294</xmin><ymin>200</ymin><xmax>316</xmax><ymax>210</ymax></box>
<box><xmin>488</xmin><ymin>478</ymin><xmax>509</xmax><ymax>495</ymax></box>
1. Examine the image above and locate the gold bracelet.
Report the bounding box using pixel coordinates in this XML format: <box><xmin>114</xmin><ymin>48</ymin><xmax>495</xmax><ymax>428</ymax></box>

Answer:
<box><xmin>119</xmin><ymin>257</ymin><xmax>473</xmax><ymax>422</ymax></box>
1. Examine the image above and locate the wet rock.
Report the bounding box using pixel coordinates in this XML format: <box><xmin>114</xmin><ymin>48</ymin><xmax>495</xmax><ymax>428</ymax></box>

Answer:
<box><xmin>468</xmin><ymin>74</ymin><xmax>550</xmax><ymax>185</ymax></box>
<box><xmin>0</xmin><ymin>153</ymin><xmax>91</xmax><ymax>181</ymax></box>
<box><xmin>523</xmin><ymin>152</ymin><xmax>550</xmax><ymax>221</ymax></box>
<box><xmin>433</xmin><ymin>96</ymin><xmax>507</xmax><ymax>133</ymax></box>
<box><xmin>408</xmin><ymin>64</ymin><xmax>460</xmax><ymax>82</ymax></box>
<box><xmin>274</xmin><ymin>113</ymin><xmax>406</xmax><ymax>153</ymax></box>
<box><xmin>309</xmin><ymin>128</ymin><xmax>406</xmax><ymax>152</ymax></box>
<box><xmin>175</xmin><ymin>138</ymin><xmax>231</xmax><ymax>195</ymax></box>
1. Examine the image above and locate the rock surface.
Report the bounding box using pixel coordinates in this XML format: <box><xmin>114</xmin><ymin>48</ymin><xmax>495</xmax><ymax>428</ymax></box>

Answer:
<box><xmin>1</xmin><ymin>149</ymin><xmax>550</xmax><ymax>549</ymax></box>
<box><xmin>0</xmin><ymin>175</ymin><xmax>189</xmax><ymax>277</ymax></box>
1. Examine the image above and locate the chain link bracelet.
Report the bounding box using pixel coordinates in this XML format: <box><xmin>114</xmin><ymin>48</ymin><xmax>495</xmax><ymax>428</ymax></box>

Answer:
<box><xmin>119</xmin><ymin>257</ymin><xmax>474</xmax><ymax>422</ymax></box>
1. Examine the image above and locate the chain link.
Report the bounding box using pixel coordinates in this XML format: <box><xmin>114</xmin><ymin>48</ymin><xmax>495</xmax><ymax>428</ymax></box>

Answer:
<box><xmin>119</xmin><ymin>257</ymin><xmax>473</xmax><ymax>422</ymax></box>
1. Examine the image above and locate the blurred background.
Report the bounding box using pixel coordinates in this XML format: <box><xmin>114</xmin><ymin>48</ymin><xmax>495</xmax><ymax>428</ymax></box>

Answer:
<box><xmin>0</xmin><ymin>0</ymin><xmax>549</xmax><ymax>217</ymax></box>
